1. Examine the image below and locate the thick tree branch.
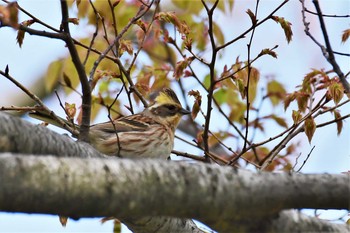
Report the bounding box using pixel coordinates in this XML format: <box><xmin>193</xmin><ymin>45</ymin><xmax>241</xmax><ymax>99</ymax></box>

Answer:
<box><xmin>0</xmin><ymin>154</ymin><xmax>348</xmax><ymax>232</ymax></box>
<box><xmin>0</xmin><ymin>112</ymin><xmax>102</xmax><ymax>158</ymax></box>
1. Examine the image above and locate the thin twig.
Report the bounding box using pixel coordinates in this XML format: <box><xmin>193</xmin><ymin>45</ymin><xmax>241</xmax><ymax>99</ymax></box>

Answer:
<box><xmin>216</xmin><ymin>0</ymin><xmax>289</xmax><ymax>51</ymax></box>
<box><xmin>0</xmin><ymin>67</ymin><xmax>78</xmax><ymax>135</ymax></box>
<box><xmin>296</xmin><ymin>146</ymin><xmax>315</xmax><ymax>172</ymax></box>
<box><xmin>201</xmin><ymin>0</ymin><xmax>219</xmax><ymax>162</ymax></box>
<box><xmin>242</xmin><ymin>0</ymin><xmax>260</xmax><ymax>153</ymax></box>
<box><xmin>83</xmin><ymin>0</ymin><xmax>100</xmax><ymax>66</ymax></box>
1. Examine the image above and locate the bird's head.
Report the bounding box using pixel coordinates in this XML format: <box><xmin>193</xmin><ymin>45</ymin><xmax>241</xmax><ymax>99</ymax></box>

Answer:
<box><xmin>145</xmin><ymin>88</ymin><xmax>190</xmax><ymax>130</ymax></box>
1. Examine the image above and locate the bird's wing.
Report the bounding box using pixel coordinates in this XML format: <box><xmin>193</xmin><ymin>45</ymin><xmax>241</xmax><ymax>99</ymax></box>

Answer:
<box><xmin>90</xmin><ymin>114</ymin><xmax>157</xmax><ymax>133</ymax></box>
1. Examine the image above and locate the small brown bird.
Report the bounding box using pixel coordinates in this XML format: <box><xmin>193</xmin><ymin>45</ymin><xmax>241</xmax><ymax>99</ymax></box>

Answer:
<box><xmin>31</xmin><ymin>88</ymin><xmax>190</xmax><ymax>159</ymax></box>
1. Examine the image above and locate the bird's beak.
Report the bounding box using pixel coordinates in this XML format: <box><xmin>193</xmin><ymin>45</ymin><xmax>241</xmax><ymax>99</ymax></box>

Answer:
<box><xmin>179</xmin><ymin>108</ymin><xmax>191</xmax><ymax>115</ymax></box>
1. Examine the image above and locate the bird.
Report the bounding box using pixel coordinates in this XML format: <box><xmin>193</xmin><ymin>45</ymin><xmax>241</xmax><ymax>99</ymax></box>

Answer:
<box><xmin>30</xmin><ymin>88</ymin><xmax>190</xmax><ymax>159</ymax></box>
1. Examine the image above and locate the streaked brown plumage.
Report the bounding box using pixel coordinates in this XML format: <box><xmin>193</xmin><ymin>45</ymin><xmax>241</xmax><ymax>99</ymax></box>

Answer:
<box><xmin>31</xmin><ymin>88</ymin><xmax>190</xmax><ymax>159</ymax></box>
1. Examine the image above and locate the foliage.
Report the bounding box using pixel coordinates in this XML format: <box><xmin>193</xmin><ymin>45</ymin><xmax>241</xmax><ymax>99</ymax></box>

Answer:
<box><xmin>1</xmin><ymin>0</ymin><xmax>349</xmax><ymax>171</ymax></box>
<box><xmin>0</xmin><ymin>0</ymin><xmax>349</xmax><ymax>229</ymax></box>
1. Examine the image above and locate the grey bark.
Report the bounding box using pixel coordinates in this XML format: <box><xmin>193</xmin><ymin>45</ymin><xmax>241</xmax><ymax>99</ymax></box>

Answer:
<box><xmin>0</xmin><ymin>154</ymin><xmax>348</xmax><ymax>232</ymax></box>
<box><xmin>0</xmin><ymin>112</ymin><xmax>348</xmax><ymax>232</ymax></box>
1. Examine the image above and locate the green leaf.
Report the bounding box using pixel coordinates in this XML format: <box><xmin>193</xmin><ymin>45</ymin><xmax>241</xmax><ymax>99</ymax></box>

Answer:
<box><xmin>292</xmin><ymin>110</ymin><xmax>302</xmax><ymax>124</ymax></box>
<box><xmin>267</xmin><ymin>80</ymin><xmax>286</xmax><ymax>106</ymax></box>
<box><xmin>271</xmin><ymin>114</ymin><xmax>288</xmax><ymax>128</ymax></box>
<box><xmin>328</xmin><ymin>82</ymin><xmax>344</xmax><ymax>105</ymax></box>
<box><xmin>213</xmin><ymin>88</ymin><xmax>228</xmax><ymax>105</ymax></box>
<box><xmin>203</xmin><ymin>73</ymin><xmax>211</xmax><ymax>89</ymax></box>
<box><xmin>44</xmin><ymin>59</ymin><xmax>64</xmax><ymax>92</ymax></box>
<box><xmin>213</xmin><ymin>21</ymin><xmax>225</xmax><ymax>45</ymax></box>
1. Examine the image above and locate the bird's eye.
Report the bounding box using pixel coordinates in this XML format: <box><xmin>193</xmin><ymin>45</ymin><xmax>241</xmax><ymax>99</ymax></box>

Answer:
<box><xmin>167</xmin><ymin>105</ymin><xmax>176</xmax><ymax>110</ymax></box>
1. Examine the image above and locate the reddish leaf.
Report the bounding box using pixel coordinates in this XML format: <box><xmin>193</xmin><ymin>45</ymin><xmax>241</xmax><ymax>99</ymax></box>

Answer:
<box><xmin>304</xmin><ymin>116</ymin><xmax>316</xmax><ymax>144</ymax></box>
<box><xmin>296</xmin><ymin>92</ymin><xmax>309</xmax><ymax>112</ymax></box>
<box><xmin>173</xmin><ymin>57</ymin><xmax>194</xmax><ymax>80</ymax></box>
<box><xmin>156</xmin><ymin>12</ymin><xmax>190</xmax><ymax>37</ymax></box>
<box><xmin>68</xmin><ymin>18</ymin><xmax>79</xmax><ymax>25</ymax></box>
<box><xmin>118</xmin><ymin>39</ymin><xmax>133</xmax><ymax>56</ymax></box>
<box><xmin>188</xmin><ymin>90</ymin><xmax>202</xmax><ymax>120</ymax></box>
<box><xmin>59</xmin><ymin>216</ymin><xmax>68</xmax><ymax>227</ymax></box>
<box><xmin>271</xmin><ymin>16</ymin><xmax>293</xmax><ymax>43</ymax></box>
<box><xmin>65</xmin><ymin>102</ymin><xmax>76</xmax><ymax>120</ymax></box>
<box><xmin>0</xmin><ymin>2</ymin><xmax>19</xmax><ymax>29</ymax></box>
<box><xmin>246</xmin><ymin>9</ymin><xmax>257</xmax><ymax>25</ymax></box>
<box><xmin>16</xmin><ymin>19</ymin><xmax>35</xmax><ymax>47</ymax></box>
<box><xmin>341</xmin><ymin>29</ymin><xmax>350</xmax><ymax>43</ymax></box>
<box><xmin>334</xmin><ymin>110</ymin><xmax>343</xmax><ymax>136</ymax></box>
<box><xmin>284</xmin><ymin>92</ymin><xmax>296</xmax><ymax>111</ymax></box>
<box><xmin>259</xmin><ymin>48</ymin><xmax>278</xmax><ymax>58</ymax></box>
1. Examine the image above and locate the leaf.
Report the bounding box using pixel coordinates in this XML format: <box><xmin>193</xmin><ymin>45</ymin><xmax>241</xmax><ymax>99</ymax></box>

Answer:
<box><xmin>213</xmin><ymin>21</ymin><xmax>225</xmax><ymax>45</ymax></box>
<box><xmin>0</xmin><ymin>2</ymin><xmax>19</xmax><ymax>29</ymax></box>
<box><xmin>213</xmin><ymin>88</ymin><xmax>228</xmax><ymax>105</ymax></box>
<box><xmin>63</xmin><ymin>73</ymin><xmax>72</xmax><ymax>88</ymax></box>
<box><xmin>236</xmin><ymin>78</ymin><xmax>245</xmax><ymax>99</ymax></box>
<box><xmin>334</xmin><ymin>110</ymin><xmax>343</xmax><ymax>136</ymax></box>
<box><xmin>173</xmin><ymin>57</ymin><xmax>194</xmax><ymax>80</ymax></box>
<box><xmin>304</xmin><ymin>116</ymin><xmax>316</xmax><ymax>144</ymax></box>
<box><xmin>188</xmin><ymin>90</ymin><xmax>202</xmax><ymax>120</ymax></box>
<box><xmin>59</xmin><ymin>216</ymin><xmax>68</xmax><ymax>227</ymax></box>
<box><xmin>267</xmin><ymin>80</ymin><xmax>286</xmax><ymax>106</ymax></box>
<box><xmin>135</xmin><ymin>19</ymin><xmax>147</xmax><ymax>33</ymax></box>
<box><xmin>246</xmin><ymin>9</ymin><xmax>257</xmax><ymax>25</ymax></box>
<box><xmin>203</xmin><ymin>74</ymin><xmax>211</xmax><ymax>89</ymax></box>
<box><xmin>44</xmin><ymin>59</ymin><xmax>64</xmax><ymax>92</ymax></box>
<box><xmin>65</xmin><ymin>102</ymin><xmax>76</xmax><ymax>119</ymax></box>
<box><xmin>113</xmin><ymin>219</ymin><xmax>122</xmax><ymax>233</ymax></box>
<box><xmin>156</xmin><ymin>11</ymin><xmax>190</xmax><ymax>36</ymax></box>
<box><xmin>118</xmin><ymin>39</ymin><xmax>133</xmax><ymax>56</ymax></box>
<box><xmin>292</xmin><ymin>110</ymin><xmax>302</xmax><ymax>124</ymax></box>
<box><xmin>247</xmin><ymin>67</ymin><xmax>260</xmax><ymax>103</ymax></box>
<box><xmin>271</xmin><ymin>114</ymin><xmax>288</xmax><ymax>128</ymax></box>
<box><xmin>271</xmin><ymin>16</ymin><xmax>293</xmax><ymax>43</ymax></box>
<box><xmin>296</xmin><ymin>92</ymin><xmax>309</xmax><ymax>113</ymax></box>
<box><xmin>341</xmin><ymin>29</ymin><xmax>350</xmax><ymax>43</ymax></box>
<box><xmin>68</xmin><ymin>18</ymin><xmax>79</xmax><ymax>25</ymax></box>
<box><xmin>16</xmin><ymin>19</ymin><xmax>35</xmax><ymax>48</ymax></box>
<box><xmin>328</xmin><ymin>82</ymin><xmax>344</xmax><ymax>105</ymax></box>
<box><xmin>284</xmin><ymin>92</ymin><xmax>296</xmax><ymax>111</ymax></box>
<box><xmin>259</xmin><ymin>48</ymin><xmax>278</xmax><ymax>58</ymax></box>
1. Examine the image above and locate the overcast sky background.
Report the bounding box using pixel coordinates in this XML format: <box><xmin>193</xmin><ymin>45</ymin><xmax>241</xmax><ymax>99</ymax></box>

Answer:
<box><xmin>0</xmin><ymin>0</ymin><xmax>349</xmax><ymax>232</ymax></box>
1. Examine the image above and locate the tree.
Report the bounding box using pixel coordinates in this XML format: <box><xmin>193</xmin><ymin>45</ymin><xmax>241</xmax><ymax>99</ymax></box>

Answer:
<box><xmin>0</xmin><ymin>0</ymin><xmax>349</xmax><ymax>232</ymax></box>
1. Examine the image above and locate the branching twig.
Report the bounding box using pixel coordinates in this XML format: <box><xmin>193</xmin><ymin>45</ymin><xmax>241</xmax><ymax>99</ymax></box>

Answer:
<box><xmin>0</xmin><ymin>67</ymin><xmax>78</xmax><ymax>135</ymax></box>
<box><xmin>201</xmin><ymin>0</ymin><xmax>219</xmax><ymax>162</ymax></box>
<box><xmin>300</xmin><ymin>0</ymin><xmax>350</xmax><ymax>94</ymax></box>
<box><xmin>216</xmin><ymin>0</ymin><xmax>289</xmax><ymax>51</ymax></box>
<box><xmin>60</xmin><ymin>0</ymin><xmax>91</xmax><ymax>142</ymax></box>
<box><xmin>242</xmin><ymin>0</ymin><xmax>260</xmax><ymax>153</ymax></box>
